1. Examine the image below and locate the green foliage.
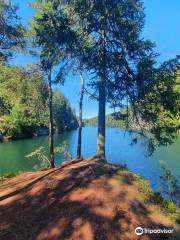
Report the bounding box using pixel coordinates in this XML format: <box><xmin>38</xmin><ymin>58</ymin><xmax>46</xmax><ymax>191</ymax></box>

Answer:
<box><xmin>54</xmin><ymin>141</ymin><xmax>72</xmax><ymax>160</ymax></box>
<box><xmin>176</xmin><ymin>215</ymin><xmax>180</xmax><ymax>225</ymax></box>
<box><xmin>135</xmin><ymin>163</ymin><xmax>180</xmax><ymax>219</ymax></box>
<box><xmin>135</xmin><ymin>176</ymin><xmax>152</xmax><ymax>196</ymax></box>
<box><xmin>2</xmin><ymin>104</ymin><xmax>25</xmax><ymax>137</ymax></box>
<box><xmin>26</xmin><ymin>141</ymin><xmax>72</xmax><ymax>169</ymax></box>
<box><xmin>163</xmin><ymin>200</ymin><xmax>177</xmax><ymax>216</ymax></box>
<box><xmin>134</xmin><ymin>59</ymin><xmax>180</xmax><ymax>153</ymax></box>
<box><xmin>83</xmin><ymin>110</ymin><xmax>128</xmax><ymax>128</ymax></box>
<box><xmin>148</xmin><ymin>192</ymin><xmax>163</xmax><ymax>205</ymax></box>
<box><xmin>26</xmin><ymin>146</ymin><xmax>50</xmax><ymax>169</ymax></box>
<box><xmin>0</xmin><ymin>62</ymin><xmax>77</xmax><ymax>139</ymax></box>
<box><xmin>149</xmin><ymin>192</ymin><xmax>178</xmax><ymax>219</ymax></box>
<box><xmin>53</xmin><ymin>92</ymin><xmax>78</xmax><ymax>133</ymax></box>
<box><xmin>30</xmin><ymin>0</ymin><xmax>75</xmax><ymax>76</ymax></box>
<box><xmin>30</xmin><ymin>0</ymin><xmax>156</xmax><ymax>157</ymax></box>
<box><xmin>30</xmin><ymin>0</ymin><xmax>180</xmax><ymax>154</ymax></box>
<box><xmin>0</xmin><ymin>0</ymin><xmax>25</xmax><ymax>60</ymax></box>
<box><xmin>135</xmin><ymin>174</ymin><xmax>179</xmax><ymax>220</ymax></box>
<box><xmin>0</xmin><ymin>63</ymin><xmax>48</xmax><ymax>138</ymax></box>
<box><xmin>0</xmin><ymin>172</ymin><xmax>16</xmax><ymax>182</ymax></box>
<box><xmin>160</xmin><ymin>160</ymin><xmax>180</xmax><ymax>202</ymax></box>
<box><xmin>107</xmin><ymin>114</ymin><xmax>126</xmax><ymax>129</ymax></box>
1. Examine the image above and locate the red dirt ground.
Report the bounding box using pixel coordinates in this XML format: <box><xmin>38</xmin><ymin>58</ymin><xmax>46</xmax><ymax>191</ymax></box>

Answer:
<box><xmin>0</xmin><ymin>158</ymin><xmax>179</xmax><ymax>240</ymax></box>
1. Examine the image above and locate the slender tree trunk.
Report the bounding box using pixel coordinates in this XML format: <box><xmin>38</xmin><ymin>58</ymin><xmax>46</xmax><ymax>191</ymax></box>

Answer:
<box><xmin>47</xmin><ymin>66</ymin><xmax>55</xmax><ymax>168</ymax></box>
<box><xmin>97</xmin><ymin>27</ymin><xmax>106</xmax><ymax>160</ymax></box>
<box><xmin>77</xmin><ymin>72</ymin><xmax>84</xmax><ymax>158</ymax></box>
<box><xmin>97</xmin><ymin>74</ymin><xmax>106</xmax><ymax>159</ymax></box>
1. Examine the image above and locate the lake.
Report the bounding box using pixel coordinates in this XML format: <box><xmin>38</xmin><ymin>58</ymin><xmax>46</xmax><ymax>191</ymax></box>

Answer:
<box><xmin>0</xmin><ymin>127</ymin><xmax>179</xmax><ymax>192</ymax></box>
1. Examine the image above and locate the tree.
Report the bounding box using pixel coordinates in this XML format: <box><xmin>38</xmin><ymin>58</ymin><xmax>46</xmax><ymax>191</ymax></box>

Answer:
<box><xmin>77</xmin><ymin>72</ymin><xmax>85</xmax><ymax>158</ymax></box>
<box><xmin>0</xmin><ymin>0</ymin><xmax>24</xmax><ymax>61</ymax></box>
<box><xmin>31</xmin><ymin>0</ymin><xmax>179</xmax><ymax>160</ymax></box>
<box><xmin>0</xmin><ymin>63</ymin><xmax>48</xmax><ymax>138</ymax></box>
<box><xmin>133</xmin><ymin>57</ymin><xmax>180</xmax><ymax>153</ymax></box>
<box><xmin>30</xmin><ymin>3</ymin><xmax>58</xmax><ymax>167</ymax></box>
<box><xmin>47</xmin><ymin>60</ymin><xmax>55</xmax><ymax>167</ymax></box>
<box><xmin>160</xmin><ymin>160</ymin><xmax>180</xmax><ymax>202</ymax></box>
<box><xmin>30</xmin><ymin>0</ymin><xmax>76</xmax><ymax>167</ymax></box>
<box><xmin>65</xmin><ymin>0</ymin><xmax>155</xmax><ymax>159</ymax></box>
<box><xmin>0</xmin><ymin>61</ymin><xmax>77</xmax><ymax>140</ymax></box>
<box><xmin>20</xmin><ymin>65</ymin><xmax>49</xmax><ymax>127</ymax></box>
<box><xmin>53</xmin><ymin>91</ymin><xmax>78</xmax><ymax>133</ymax></box>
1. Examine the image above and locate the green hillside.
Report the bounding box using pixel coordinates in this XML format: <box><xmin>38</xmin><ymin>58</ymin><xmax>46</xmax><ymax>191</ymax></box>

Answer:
<box><xmin>83</xmin><ymin>111</ymin><xmax>128</xmax><ymax>129</ymax></box>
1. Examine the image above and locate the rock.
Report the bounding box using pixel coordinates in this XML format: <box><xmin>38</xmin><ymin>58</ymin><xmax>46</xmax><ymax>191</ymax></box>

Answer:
<box><xmin>0</xmin><ymin>134</ymin><xmax>4</xmax><ymax>142</ymax></box>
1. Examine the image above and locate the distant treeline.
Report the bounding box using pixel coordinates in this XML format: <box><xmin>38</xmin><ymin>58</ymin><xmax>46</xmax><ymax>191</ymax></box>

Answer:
<box><xmin>83</xmin><ymin>111</ymin><xmax>128</xmax><ymax>129</ymax></box>
<box><xmin>0</xmin><ymin>62</ymin><xmax>78</xmax><ymax>140</ymax></box>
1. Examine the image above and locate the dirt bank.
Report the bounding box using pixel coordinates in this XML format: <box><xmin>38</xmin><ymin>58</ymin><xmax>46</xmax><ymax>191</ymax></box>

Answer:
<box><xmin>0</xmin><ymin>157</ymin><xmax>179</xmax><ymax>240</ymax></box>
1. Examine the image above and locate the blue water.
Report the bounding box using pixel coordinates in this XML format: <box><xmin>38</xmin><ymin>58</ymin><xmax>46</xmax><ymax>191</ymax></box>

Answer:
<box><xmin>0</xmin><ymin>127</ymin><xmax>179</xmax><ymax>192</ymax></box>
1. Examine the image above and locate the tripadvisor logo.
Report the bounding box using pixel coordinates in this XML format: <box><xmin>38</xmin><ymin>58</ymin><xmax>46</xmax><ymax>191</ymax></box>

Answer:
<box><xmin>135</xmin><ymin>227</ymin><xmax>143</xmax><ymax>236</ymax></box>
<box><xmin>135</xmin><ymin>226</ymin><xmax>174</xmax><ymax>236</ymax></box>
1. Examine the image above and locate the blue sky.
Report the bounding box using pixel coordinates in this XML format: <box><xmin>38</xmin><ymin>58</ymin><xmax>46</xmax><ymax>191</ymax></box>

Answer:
<box><xmin>12</xmin><ymin>0</ymin><xmax>180</xmax><ymax>118</ymax></box>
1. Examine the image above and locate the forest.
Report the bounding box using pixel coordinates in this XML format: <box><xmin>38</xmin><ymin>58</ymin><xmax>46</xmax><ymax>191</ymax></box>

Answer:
<box><xmin>0</xmin><ymin>0</ymin><xmax>180</xmax><ymax>239</ymax></box>
<box><xmin>83</xmin><ymin>111</ymin><xmax>128</xmax><ymax>129</ymax></box>
<box><xmin>0</xmin><ymin>63</ymin><xmax>78</xmax><ymax>140</ymax></box>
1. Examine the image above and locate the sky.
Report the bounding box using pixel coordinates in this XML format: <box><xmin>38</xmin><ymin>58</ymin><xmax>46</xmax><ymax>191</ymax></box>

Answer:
<box><xmin>12</xmin><ymin>0</ymin><xmax>180</xmax><ymax>118</ymax></box>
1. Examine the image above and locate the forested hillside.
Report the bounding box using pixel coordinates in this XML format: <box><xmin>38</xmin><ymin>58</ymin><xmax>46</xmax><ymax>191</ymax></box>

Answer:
<box><xmin>83</xmin><ymin>111</ymin><xmax>128</xmax><ymax>129</ymax></box>
<box><xmin>0</xmin><ymin>62</ymin><xmax>78</xmax><ymax>140</ymax></box>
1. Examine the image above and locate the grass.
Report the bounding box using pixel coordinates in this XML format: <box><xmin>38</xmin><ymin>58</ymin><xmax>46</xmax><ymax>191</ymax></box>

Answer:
<box><xmin>0</xmin><ymin>172</ymin><xmax>21</xmax><ymax>182</ymax></box>
<box><xmin>134</xmin><ymin>174</ymin><xmax>180</xmax><ymax>222</ymax></box>
<box><xmin>104</xmin><ymin>163</ymin><xmax>180</xmax><ymax>224</ymax></box>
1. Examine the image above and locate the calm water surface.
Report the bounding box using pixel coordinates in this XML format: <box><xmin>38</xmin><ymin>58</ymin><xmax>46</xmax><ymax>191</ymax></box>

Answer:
<box><xmin>0</xmin><ymin>127</ymin><xmax>179</xmax><ymax>191</ymax></box>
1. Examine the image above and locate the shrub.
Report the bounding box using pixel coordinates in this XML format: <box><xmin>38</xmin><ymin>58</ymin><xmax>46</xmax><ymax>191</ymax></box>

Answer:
<box><xmin>149</xmin><ymin>191</ymin><xmax>164</xmax><ymax>205</ymax></box>
<box><xmin>163</xmin><ymin>200</ymin><xmax>177</xmax><ymax>216</ymax></box>
<box><xmin>26</xmin><ymin>141</ymin><xmax>72</xmax><ymax>170</ymax></box>
<box><xmin>160</xmin><ymin>160</ymin><xmax>180</xmax><ymax>202</ymax></box>
<box><xmin>136</xmin><ymin>176</ymin><xmax>152</xmax><ymax>196</ymax></box>
<box><xmin>0</xmin><ymin>172</ymin><xmax>16</xmax><ymax>182</ymax></box>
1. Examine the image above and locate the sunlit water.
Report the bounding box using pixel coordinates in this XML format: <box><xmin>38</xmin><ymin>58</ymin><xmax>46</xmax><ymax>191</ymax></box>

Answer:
<box><xmin>0</xmin><ymin>127</ymin><xmax>179</xmax><ymax>192</ymax></box>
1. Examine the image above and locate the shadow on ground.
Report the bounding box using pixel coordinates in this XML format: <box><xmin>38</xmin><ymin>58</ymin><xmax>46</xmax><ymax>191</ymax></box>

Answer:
<box><xmin>0</xmin><ymin>158</ymin><xmax>179</xmax><ymax>240</ymax></box>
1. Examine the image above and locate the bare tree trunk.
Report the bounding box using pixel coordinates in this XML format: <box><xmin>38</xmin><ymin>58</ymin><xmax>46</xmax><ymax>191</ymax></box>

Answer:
<box><xmin>97</xmin><ymin>74</ymin><xmax>106</xmax><ymax>159</ymax></box>
<box><xmin>47</xmin><ymin>66</ymin><xmax>55</xmax><ymax>168</ymax></box>
<box><xmin>77</xmin><ymin>72</ymin><xmax>84</xmax><ymax>158</ymax></box>
<box><xmin>97</xmin><ymin>27</ymin><xmax>106</xmax><ymax>160</ymax></box>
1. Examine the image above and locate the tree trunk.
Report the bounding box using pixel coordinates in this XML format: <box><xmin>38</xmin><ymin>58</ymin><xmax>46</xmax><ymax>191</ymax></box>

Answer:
<box><xmin>97</xmin><ymin>74</ymin><xmax>106</xmax><ymax>159</ymax></box>
<box><xmin>97</xmin><ymin>26</ymin><xmax>106</xmax><ymax>160</ymax></box>
<box><xmin>47</xmin><ymin>66</ymin><xmax>55</xmax><ymax>168</ymax></box>
<box><xmin>77</xmin><ymin>72</ymin><xmax>84</xmax><ymax>158</ymax></box>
